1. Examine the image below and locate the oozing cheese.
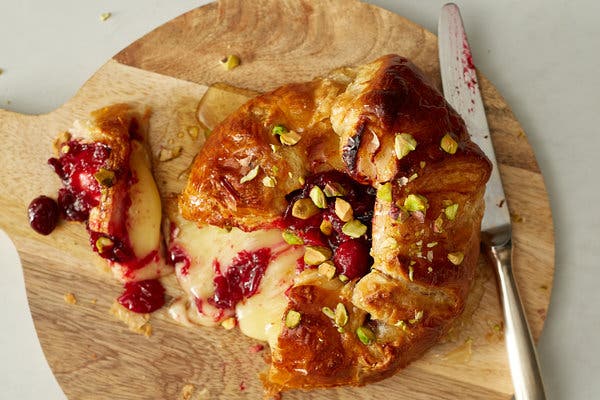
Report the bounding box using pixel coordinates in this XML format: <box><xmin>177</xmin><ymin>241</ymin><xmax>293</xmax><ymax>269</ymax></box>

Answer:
<box><xmin>168</xmin><ymin>212</ymin><xmax>303</xmax><ymax>341</ymax></box>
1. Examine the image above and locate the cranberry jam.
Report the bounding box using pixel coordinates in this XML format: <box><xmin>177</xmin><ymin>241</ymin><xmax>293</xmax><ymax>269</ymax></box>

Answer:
<box><xmin>118</xmin><ymin>279</ymin><xmax>165</xmax><ymax>313</ymax></box>
<box><xmin>48</xmin><ymin>140</ymin><xmax>112</xmax><ymax>221</ymax></box>
<box><xmin>283</xmin><ymin>171</ymin><xmax>376</xmax><ymax>279</ymax></box>
<box><xmin>208</xmin><ymin>248</ymin><xmax>272</xmax><ymax>310</ymax></box>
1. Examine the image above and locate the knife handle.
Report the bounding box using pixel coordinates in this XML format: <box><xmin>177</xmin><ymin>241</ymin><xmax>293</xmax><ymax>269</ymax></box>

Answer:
<box><xmin>487</xmin><ymin>240</ymin><xmax>547</xmax><ymax>400</ymax></box>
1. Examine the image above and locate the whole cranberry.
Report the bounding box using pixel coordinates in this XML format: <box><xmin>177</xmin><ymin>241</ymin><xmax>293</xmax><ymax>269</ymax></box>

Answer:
<box><xmin>333</xmin><ymin>239</ymin><xmax>371</xmax><ymax>279</ymax></box>
<box><xmin>118</xmin><ymin>279</ymin><xmax>165</xmax><ymax>313</ymax></box>
<box><xmin>28</xmin><ymin>195</ymin><xmax>60</xmax><ymax>235</ymax></box>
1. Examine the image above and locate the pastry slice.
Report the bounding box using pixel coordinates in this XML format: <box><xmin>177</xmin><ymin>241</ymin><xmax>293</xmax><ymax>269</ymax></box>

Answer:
<box><xmin>49</xmin><ymin>104</ymin><xmax>171</xmax><ymax>312</ymax></box>
<box><xmin>180</xmin><ymin>54</ymin><xmax>491</xmax><ymax>392</ymax></box>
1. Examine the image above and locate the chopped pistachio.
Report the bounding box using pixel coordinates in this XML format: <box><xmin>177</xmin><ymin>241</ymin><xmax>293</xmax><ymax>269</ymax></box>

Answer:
<box><xmin>309</xmin><ymin>186</ymin><xmax>327</xmax><ymax>209</ymax></box>
<box><xmin>426</xmin><ymin>250</ymin><xmax>433</xmax><ymax>262</ymax></box>
<box><xmin>420</xmin><ymin>161</ymin><xmax>426</xmax><ymax>169</ymax></box>
<box><xmin>394</xmin><ymin>133</ymin><xmax>417</xmax><ymax>159</ymax></box>
<box><xmin>320</xmin><ymin>219</ymin><xmax>333</xmax><ymax>236</ymax></box>
<box><xmin>408</xmin><ymin>266</ymin><xmax>414</xmax><ymax>281</ymax></box>
<box><xmin>337</xmin><ymin>326</ymin><xmax>345</xmax><ymax>333</ymax></box>
<box><xmin>318</xmin><ymin>261</ymin><xmax>336</xmax><ymax>279</ymax></box>
<box><xmin>434</xmin><ymin>215</ymin><xmax>444</xmax><ymax>233</ymax></box>
<box><xmin>94</xmin><ymin>168</ymin><xmax>115</xmax><ymax>187</ymax></box>
<box><xmin>377</xmin><ymin>182</ymin><xmax>393</xmax><ymax>202</ymax></box>
<box><xmin>99</xmin><ymin>12</ymin><xmax>111</xmax><ymax>22</ymax></box>
<box><xmin>322</xmin><ymin>307</ymin><xmax>335</xmax><ymax>319</ymax></box>
<box><xmin>262</xmin><ymin>176</ymin><xmax>277</xmax><ymax>188</ymax></box>
<box><xmin>426</xmin><ymin>242</ymin><xmax>438</xmax><ymax>248</ymax></box>
<box><xmin>220</xmin><ymin>54</ymin><xmax>240</xmax><ymax>70</ymax></box>
<box><xmin>95</xmin><ymin>237</ymin><xmax>113</xmax><ymax>253</ymax></box>
<box><xmin>280</xmin><ymin>130</ymin><xmax>301</xmax><ymax>146</ymax></box>
<box><xmin>394</xmin><ymin>320</ymin><xmax>407</xmax><ymax>331</ymax></box>
<box><xmin>304</xmin><ymin>246</ymin><xmax>332</xmax><ymax>266</ymax></box>
<box><xmin>271</xmin><ymin>124</ymin><xmax>287</xmax><ymax>136</ymax></box>
<box><xmin>187</xmin><ymin>126</ymin><xmax>200</xmax><ymax>139</ymax></box>
<box><xmin>158</xmin><ymin>146</ymin><xmax>182</xmax><ymax>162</ymax></box>
<box><xmin>323</xmin><ymin>182</ymin><xmax>346</xmax><ymax>197</ymax></box>
<box><xmin>221</xmin><ymin>317</ymin><xmax>236</xmax><ymax>330</ymax></box>
<box><xmin>342</xmin><ymin>219</ymin><xmax>367</xmax><ymax>238</ymax></box>
<box><xmin>335</xmin><ymin>303</ymin><xmax>349</xmax><ymax>327</ymax></box>
<box><xmin>448</xmin><ymin>252</ymin><xmax>465</xmax><ymax>265</ymax></box>
<box><xmin>356</xmin><ymin>326</ymin><xmax>375</xmax><ymax>345</ymax></box>
<box><xmin>240</xmin><ymin>165</ymin><xmax>260</xmax><ymax>183</ymax></box>
<box><xmin>282</xmin><ymin>230</ymin><xmax>304</xmax><ymax>245</ymax></box>
<box><xmin>441</xmin><ymin>133</ymin><xmax>458</xmax><ymax>154</ymax></box>
<box><xmin>335</xmin><ymin>198</ymin><xmax>353</xmax><ymax>222</ymax></box>
<box><xmin>409</xmin><ymin>310</ymin><xmax>424</xmax><ymax>324</ymax></box>
<box><xmin>408</xmin><ymin>173</ymin><xmax>418</xmax><ymax>182</ymax></box>
<box><xmin>285</xmin><ymin>310</ymin><xmax>301</xmax><ymax>328</ymax></box>
<box><xmin>339</xmin><ymin>274</ymin><xmax>349</xmax><ymax>283</ymax></box>
<box><xmin>445</xmin><ymin>203</ymin><xmax>459</xmax><ymax>220</ymax></box>
<box><xmin>270</xmin><ymin>144</ymin><xmax>279</xmax><ymax>153</ymax></box>
<box><xmin>381</xmin><ymin>237</ymin><xmax>398</xmax><ymax>249</ymax></box>
<box><xmin>61</xmin><ymin>144</ymin><xmax>70</xmax><ymax>154</ymax></box>
<box><xmin>292</xmin><ymin>198</ymin><xmax>320</xmax><ymax>219</ymax></box>
<box><xmin>427</xmin><ymin>266</ymin><xmax>433</xmax><ymax>273</ymax></box>
<box><xmin>298</xmin><ymin>176</ymin><xmax>306</xmax><ymax>185</ymax></box>
<box><xmin>404</xmin><ymin>194</ymin><xmax>428</xmax><ymax>213</ymax></box>
<box><xmin>271</xmin><ymin>166</ymin><xmax>279</xmax><ymax>174</ymax></box>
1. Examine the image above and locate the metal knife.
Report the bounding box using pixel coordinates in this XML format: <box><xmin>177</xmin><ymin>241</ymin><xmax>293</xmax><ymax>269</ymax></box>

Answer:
<box><xmin>438</xmin><ymin>4</ymin><xmax>547</xmax><ymax>400</ymax></box>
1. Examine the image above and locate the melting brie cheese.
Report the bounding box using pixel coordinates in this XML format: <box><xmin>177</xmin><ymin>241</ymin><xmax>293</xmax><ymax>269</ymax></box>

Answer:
<box><xmin>168</xmin><ymin>211</ymin><xmax>303</xmax><ymax>342</ymax></box>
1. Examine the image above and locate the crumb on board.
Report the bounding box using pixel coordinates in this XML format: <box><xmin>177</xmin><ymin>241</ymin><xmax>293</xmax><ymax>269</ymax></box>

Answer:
<box><xmin>187</xmin><ymin>126</ymin><xmax>200</xmax><ymax>139</ymax></box>
<box><xmin>510</xmin><ymin>212</ymin><xmax>524</xmax><ymax>223</ymax></box>
<box><xmin>64</xmin><ymin>292</ymin><xmax>77</xmax><ymax>305</ymax></box>
<box><xmin>52</xmin><ymin>131</ymin><xmax>72</xmax><ymax>154</ymax></box>
<box><xmin>110</xmin><ymin>301</ymin><xmax>152</xmax><ymax>337</ymax></box>
<box><xmin>441</xmin><ymin>337</ymin><xmax>473</xmax><ymax>364</ymax></box>
<box><xmin>91</xmin><ymin>298</ymin><xmax>97</xmax><ymax>305</ymax></box>
<box><xmin>158</xmin><ymin>146</ymin><xmax>182</xmax><ymax>162</ymax></box>
<box><xmin>180</xmin><ymin>384</ymin><xmax>195</xmax><ymax>400</ymax></box>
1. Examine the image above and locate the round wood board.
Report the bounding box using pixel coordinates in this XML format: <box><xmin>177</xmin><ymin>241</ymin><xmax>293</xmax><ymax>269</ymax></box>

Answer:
<box><xmin>0</xmin><ymin>0</ymin><xmax>554</xmax><ymax>399</ymax></box>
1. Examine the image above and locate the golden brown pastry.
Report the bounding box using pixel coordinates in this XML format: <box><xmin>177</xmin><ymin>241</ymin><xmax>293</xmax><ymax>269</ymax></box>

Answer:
<box><xmin>180</xmin><ymin>54</ymin><xmax>491</xmax><ymax>392</ymax></box>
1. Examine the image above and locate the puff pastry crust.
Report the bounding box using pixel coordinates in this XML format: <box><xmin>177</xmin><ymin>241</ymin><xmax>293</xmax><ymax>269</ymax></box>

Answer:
<box><xmin>180</xmin><ymin>55</ymin><xmax>491</xmax><ymax>392</ymax></box>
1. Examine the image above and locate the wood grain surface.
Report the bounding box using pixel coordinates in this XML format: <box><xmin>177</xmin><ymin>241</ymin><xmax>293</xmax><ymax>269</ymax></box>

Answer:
<box><xmin>0</xmin><ymin>0</ymin><xmax>554</xmax><ymax>399</ymax></box>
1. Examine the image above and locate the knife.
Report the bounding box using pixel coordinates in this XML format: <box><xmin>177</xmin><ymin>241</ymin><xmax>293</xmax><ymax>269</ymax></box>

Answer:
<box><xmin>438</xmin><ymin>4</ymin><xmax>547</xmax><ymax>400</ymax></box>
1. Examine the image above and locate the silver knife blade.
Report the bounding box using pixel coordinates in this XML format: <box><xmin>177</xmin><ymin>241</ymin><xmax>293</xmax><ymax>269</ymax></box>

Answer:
<box><xmin>438</xmin><ymin>2</ymin><xmax>510</xmax><ymax>246</ymax></box>
<box><xmin>438</xmin><ymin>4</ymin><xmax>547</xmax><ymax>400</ymax></box>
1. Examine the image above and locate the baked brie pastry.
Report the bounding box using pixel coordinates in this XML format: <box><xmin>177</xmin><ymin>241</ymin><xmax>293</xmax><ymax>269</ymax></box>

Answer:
<box><xmin>179</xmin><ymin>54</ymin><xmax>491</xmax><ymax>392</ymax></box>
<box><xmin>49</xmin><ymin>104</ymin><xmax>171</xmax><ymax>312</ymax></box>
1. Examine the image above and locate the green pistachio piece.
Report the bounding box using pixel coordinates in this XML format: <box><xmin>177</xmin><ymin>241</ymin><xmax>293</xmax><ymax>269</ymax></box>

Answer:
<box><xmin>342</xmin><ymin>219</ymin><xmax>367</xmax><ymax>238</ymax></box>
<box><xmin>285</xmin><ymin>310</ymin><xmax>301</xmax><ymax>328</ymax></box>
<box><xmin>334</xmin><ymin>303</ymin><xmax>349</xmax><ymax>327</ymax></box>
<box><xmin>356</xmin><ymin>325</ymin><xmax>376</xmax><ymax>345</ymax></box>
<box><xmin>282</xmin><ymin>230</ymin><xmax>304</xmax><ymax>245</ymax></box>
<box><xmin>441</xmin><ymin>133</ymin><xmax>458</xmax><ymax>154</ymax></box>
<box><xmin>434</xmin><ymin>215</ymin><xmax>444</xmax><ymax>233</ymax></box>
<box><xmin>335</xmin><ymin>198</ymin><xmax>353</xmax><ymax>222</ymax></box>
<box><xmin>279</xmin><ymin>130</ymin><xmax>302</xmax><ymax>146</ymax></box>
<box><xmin>444</xmin><ymin>203</ymin><xmax>459</xmax><ymax>220</ymax></box>
<box><xmin>220</xmin><ymin>54</ymin><xmax>240</xmax><ymax>70</ymax></box>
<box><xmin>339</xmin><ymin>274</ymin><xmax>349</xmax><ymax>283</ymax></box>
<box><xmin>304</xmin><ymin>246</ymin><xmax>332</xmax><ymax>266</ymax></box>
<box><xmin>394</xmin><ymin>133</ymin><xmax>417</xmax><ymax>159</ymax></box>
<box><xmin>319</xmin><ymin>219</ymin><xmax>333</xmax><ymax>236</ymax></box>
<box><xmin>408</xmin><ymin>265</ymin><xmax>414</xmax><ymax>282</ymax></box>
<box><xmin>94</xmin><ymin>168</ymin><xmax>115</xmax><ymax>187</ymax></box>
<box><xmin>317</xmin><ymin>261</ymin><xmax>336</xmax><ymax>279</ymax></box>
<box><xmin>377</xmin><ymin>182</ymin><xmax>393</xmax><ymax>202</ymax></box>
<box><xmin>309</xmin><ymin>186</ymin><xmax>327</xmax><ymax>209</ymax></box>
<box><xmin>323</xmin><ymin>182</ymin><xmax>346</xmax><ymax>197</ymax></box>
<box><xmin>409</xmin><ymin>310</ymin><xmax>424</xmax><ymax>324</ymax></box>
<box><xmin>240</xmin><ymin>165</ymin><xmax>260</xmax><ymax>183</ymax></box>
<box><xmin>291</xmin><ymin>198</ymin><xmax>320</xmax><ymax>219</ymax></box>
<box><xmin>95</xmin><ymin>236</ymin><xmax>113</xmax><ymax>253</ymax></box>
<box><xmin>404</xmin><ymin>194</ymin><xmax>428</xmax><ymax>213</ymax></box>
<box><xmin>272</xmin><ymin>124</ymin><xmax>287</xmax><ymax>136</ymax></box>
<box><xmin>448</xmin><ymin>252</ymin><xmax>465</xmax><ymax>265</ymax></box>
<box><xmin>322</xmin><ymin>307</ymin><xmax>335</xmax><ymax>319</ymax></box>
<box><xmin>262</xmin><ymin>176</ymin><xmax>277</xmax><ymax>188</ymax></box>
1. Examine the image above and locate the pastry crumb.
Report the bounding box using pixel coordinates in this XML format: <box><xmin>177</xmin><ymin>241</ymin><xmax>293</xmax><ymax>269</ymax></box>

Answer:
<box><xmin>90</xmin><ymin>298</ymin><xmax>97</xmax><ymax>305</ymax></box>
<box><xmin>187</xmin><ymin>126</ymin><xmax>200</xmax><ymax>139</ymax></box>
<box><xmin>180</xmin><ymin>384</ymin><xmax>195</xmax><ymax>400</ymax></box>
<box><xmin>110</xmin><ymin>301</ymin><xmax>152</xmax><ymax>336</ymax></box>
<box><xmin>64</xmin><ymin>292</ymin><xmax>77</xmax><ymax>305</ymax></box>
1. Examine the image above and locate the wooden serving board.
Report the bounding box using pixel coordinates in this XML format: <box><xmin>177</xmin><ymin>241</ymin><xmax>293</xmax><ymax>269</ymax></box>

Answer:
<box><xmin>0</xmin><ymin>1</ymin><xmax>554</xmax><ymax>399</ymax></box>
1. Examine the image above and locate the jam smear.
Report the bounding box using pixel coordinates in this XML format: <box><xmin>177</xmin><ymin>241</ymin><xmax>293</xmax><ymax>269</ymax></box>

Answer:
<box><xmin>208</xmin><ymin>248</ymin><xmax>272</xmax><ymax>310</ymax></box>
<box><xmin>283</xmin><ymin>171</ymin><xmax>375</xmax><ymax>279</ymax></box>
<box><xmin>28</xmin><ymin>195</ymin><xmax>60</xmax><ymax>235</ymax></box>
<box><xmin>118</xmin><ymin>279</ymin><xmax>165</xmax><ymax>313</ymax></box>
<box><xmin>48</xmin><ymin>140</ymin><xmax>112</xmax><ymax>221</ymax></box>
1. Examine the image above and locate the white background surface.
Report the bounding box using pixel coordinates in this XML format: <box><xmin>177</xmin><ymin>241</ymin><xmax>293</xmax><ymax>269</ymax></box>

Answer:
<box><xmin>1</xmin><ymin>1</ymin><xmax>599</xmax><ymax>399</ymax></box>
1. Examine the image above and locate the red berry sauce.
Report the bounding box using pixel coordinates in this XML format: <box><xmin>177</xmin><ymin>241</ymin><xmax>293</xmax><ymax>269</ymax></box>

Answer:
<box><xmin>208</xmin><ymin>248</ymin><xmax>272</xmax><ymax>310</ymax></box>
<box><xmin>118</xmin><ymin>279</ymin><xmax>165</xmax><ymax>313</ymax></box>
<box><xmin>48</xmin><ymin>140</ymin><xmax>112</xmax><ymax>221</ymax></box>
<box><xmin>283</xmin><ymin>171</ymin><xmax>375</xmax><ymax>279</ymax></box>
<box><xmin>28</xmin><ymin>195</ymin><xmax>60</xmax><ymax>235</ymax></box>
